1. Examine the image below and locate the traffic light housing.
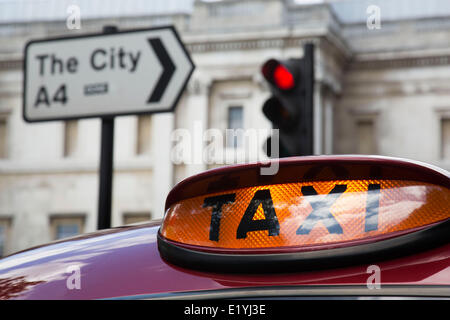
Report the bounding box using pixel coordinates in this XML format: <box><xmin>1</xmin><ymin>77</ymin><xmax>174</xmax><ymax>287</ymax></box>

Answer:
<box><xmin>262</xmin><ymin>43</ymin><xmax>314</xmax><ymax>158</ymax></box>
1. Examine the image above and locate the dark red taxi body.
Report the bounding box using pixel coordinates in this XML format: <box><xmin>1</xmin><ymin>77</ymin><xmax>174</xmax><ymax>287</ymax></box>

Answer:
<box><xmin>0</xmin><ymin>221</ymin><xmax>448</xmax><ymax>299</ymax></box>
<box><xmin>0</xmin><ymin>156</ymin><xmax>448</xmax><ymax>299</ymax></box>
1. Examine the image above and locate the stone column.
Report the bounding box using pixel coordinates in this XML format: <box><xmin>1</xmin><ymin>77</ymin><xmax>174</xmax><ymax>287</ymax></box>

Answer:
<box><xmin>151</xmin><ymin>113</ymin><xmax>174</xmax><ymax>219</ymax></box>
<box><xmin>181</xmin><ymin>75</ymin><xmax>211</xmax><ymax>178</ymax></box>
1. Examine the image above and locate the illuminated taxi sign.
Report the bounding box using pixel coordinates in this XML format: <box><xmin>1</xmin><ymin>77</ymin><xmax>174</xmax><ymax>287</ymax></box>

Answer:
<box><xmin>157</xmin><ymin>156</ymin><xmax>450</xmax><ymax>273</ymax></box>
<box><xmin>160</xmin><ymin>180</ymin><xmax>449</xmax><ymax>249</ymax></box>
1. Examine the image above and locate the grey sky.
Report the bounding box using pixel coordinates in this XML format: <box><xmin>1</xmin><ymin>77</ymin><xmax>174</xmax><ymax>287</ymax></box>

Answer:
<box><xmin>1</xmin><ymin>0</ymin><xmax>450</xmax><ymax>24</ymax></box>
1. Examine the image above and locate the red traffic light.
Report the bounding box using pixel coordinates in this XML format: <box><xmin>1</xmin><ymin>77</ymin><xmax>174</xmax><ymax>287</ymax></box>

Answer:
<box><xmin>262</xmin><ymin>59</ymin><xmax>295</xmax><ymax>90</ymax></box>
<box><xmin>273</xmin><ymin>64</ymin><xmax>295</xmax><ymax>90</ymax></box>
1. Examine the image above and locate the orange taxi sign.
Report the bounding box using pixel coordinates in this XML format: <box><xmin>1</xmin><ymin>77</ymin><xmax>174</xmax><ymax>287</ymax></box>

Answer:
<box><xmin>157</xmin><ymin>156</ymin><xmax>450</xmax><ymax>273</ymax></box>
<box><xmin>160</xmin><ymin>179</ymin><xmax>449</xmax><ymax>249</ymax></box>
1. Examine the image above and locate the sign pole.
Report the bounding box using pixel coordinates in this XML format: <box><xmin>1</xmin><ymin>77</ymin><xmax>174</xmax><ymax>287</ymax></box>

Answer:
<box><xmin>97</xmin><ymin>26</ymin><xmax>118</xmax><ymax>230</ymax></box>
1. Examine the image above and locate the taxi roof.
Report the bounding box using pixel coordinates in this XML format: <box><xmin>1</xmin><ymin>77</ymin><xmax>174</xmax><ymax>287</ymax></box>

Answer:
<box><xmin>0</xmin><ymin>221</ymin><xmax>448</xmax><ymax>299</ymax></box>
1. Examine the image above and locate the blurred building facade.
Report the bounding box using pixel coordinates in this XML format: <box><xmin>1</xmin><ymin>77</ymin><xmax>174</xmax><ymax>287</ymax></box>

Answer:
<box><xmin>1</xmin><ymin>0</ymin><xmax>450</xmax><ymax>254</ymax></box>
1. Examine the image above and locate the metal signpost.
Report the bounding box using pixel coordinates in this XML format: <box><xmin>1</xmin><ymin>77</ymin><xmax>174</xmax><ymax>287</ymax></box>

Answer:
<box><xmin>23</xmin><ymin>26</ymin><xmax>195</xmax><ymax>229</ymax></box>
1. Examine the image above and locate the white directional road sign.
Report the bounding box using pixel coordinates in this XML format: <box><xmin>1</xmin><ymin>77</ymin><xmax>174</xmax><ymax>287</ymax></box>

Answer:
<box><xmin>23</xmin><ymin>26</ymin><xmax>195</xmax><ymax>122</ymax></box>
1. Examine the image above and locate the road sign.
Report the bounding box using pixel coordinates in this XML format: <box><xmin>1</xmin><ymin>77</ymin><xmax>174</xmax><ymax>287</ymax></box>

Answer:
<box><xmin>23</xmin><ymin>26</ymin><xmax>195</xmax><ymax>122</ymax></box>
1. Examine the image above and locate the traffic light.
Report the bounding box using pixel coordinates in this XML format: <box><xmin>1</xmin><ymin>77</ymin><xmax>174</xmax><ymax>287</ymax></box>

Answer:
<box><xmin>262</xmin><ymin>43</ymin><xmax>314</xmax><ymax>158</ymax></box>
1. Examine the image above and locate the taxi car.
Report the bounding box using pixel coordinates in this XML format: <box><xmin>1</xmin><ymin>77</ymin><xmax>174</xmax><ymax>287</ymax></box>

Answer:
<box><xmin>0</xmin><ymin>155</ymin><xmax>448</xmax><ymax>299</ymax></box>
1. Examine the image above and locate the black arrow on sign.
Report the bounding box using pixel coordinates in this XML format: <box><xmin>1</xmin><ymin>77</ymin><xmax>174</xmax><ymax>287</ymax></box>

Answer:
<box><xmin>147</xmin><ymin>38</ymin><xmax>176</xmax><ymax>103</ymax></box>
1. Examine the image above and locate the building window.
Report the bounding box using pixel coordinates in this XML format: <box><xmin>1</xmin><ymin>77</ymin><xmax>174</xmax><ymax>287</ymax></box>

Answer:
<box><xmin>136</xmin><ymin>115</ymin><xmax>152</xmax><ymax>155</ymax></box>
<box><xmin>356</xmin><ymin>119</ymin><xmax>376</xmax><ymax>154</ymax></box>
<box><xmin>0</xmin><ymin>116</ymin><xmax>8</xmax><ymax>159</ymax></box>
<box><xmin>441</xmin><ymin>118</ymin><xmax>450</xmax><ymax>160</ymax></box>
<box><xmin>123</xmin><ymin>212</ymin><xmax>151</xmax><ymax>225</ymax></box>
<box><xmin>0</xmin><ymin>218</ymin><xmax>11</xmax><ymax>257</ymax></box>
<box><xmin>50</xmin><ymin>215</ymin><xmax>85</xmax><ymax>240</ymax></box>
<box><xmin>226</xmin><ymin>106</ymin><xmax>244</xmax><ymax>148</ymax></box>
<box><xmin>63</xmin><ymin>120</ymin><xmax>78</xmax><ymax>157</ymax></box>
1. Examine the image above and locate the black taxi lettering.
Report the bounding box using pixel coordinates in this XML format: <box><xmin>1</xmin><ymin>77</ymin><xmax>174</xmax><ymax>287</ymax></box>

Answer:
<box><xmin>296</xmin><ymin>184</ymin><xmax>347</xmax><ymax>235</ymax></box>
<box><xmin>202</xmin><ymin>194</ymin><xmax>236</xmax><ymax>241</ymax></box>
<box><xmin>202</xmin><ymin>184</ymin><xmax>381</xmax><ymax>241</ymax></box>
<box><xmin>365</xmin><ymin>184</ymin><xmax>381</xmax><ymax>232</ymax></box>
<box><xmin>236</xmin><ymin>189</ymin><xmax>280</xmax><ymax>239</ymax></box>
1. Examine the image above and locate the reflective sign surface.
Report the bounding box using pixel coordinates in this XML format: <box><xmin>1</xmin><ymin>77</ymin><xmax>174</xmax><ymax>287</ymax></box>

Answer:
<box><xmin>160</xmin><ymin>180</ymin><xmax>450</xmax><ymax>250</ymax></box>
